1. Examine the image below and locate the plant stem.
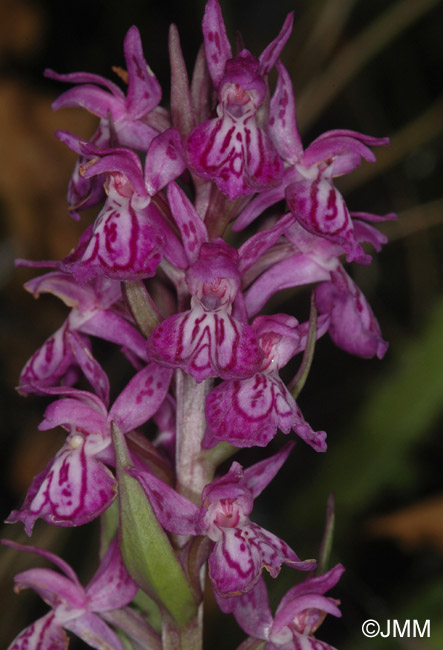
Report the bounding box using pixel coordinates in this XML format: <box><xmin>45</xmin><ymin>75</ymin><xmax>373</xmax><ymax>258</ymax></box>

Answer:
<box><xmin>175</xmin><ymin>370</ymin><xmax>213</xmax><ymax>504</ymax></box>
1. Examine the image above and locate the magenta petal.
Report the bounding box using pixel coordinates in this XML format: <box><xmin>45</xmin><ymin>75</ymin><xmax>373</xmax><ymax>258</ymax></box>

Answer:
<box><xmin>209</xmin><ymin>527</ymin><xmax>263</xmax><ymax>596</ymax></box>
<box><xmin>81</xmin><ymin>148</ymin><xmax>147</xmax><ymax>198</ymax></box>
<box><xmin>19</xmin><ymin>323</ymin><xmax>74</xmax><ymax>392</ymax></box>
<box><xmin>124</xmin><ymin>25</ymin><xmax>162</xmax><ymax>119</ymax></box>
<box><xmin>144</xmin><ymin>129</ymin><xmax>186</xmax><ymax>195</ymax></box>
<box><xmin>126</xmin><ymin>466</ymin><xmax>200</xmax><ymax>535</ymax></box>
<box><xmin>10</xmin><ymin>443</ymin><xmax>116</xmax><ymax>532</ymax></box>
<box><xmin>269</xmin><ymin>62</ymin><xmax>303</xmax><ymax>163</ymax></box>
<box><xmin>65</xmin><ymin>612</ymin><xmax>126</xmax><ymax>650</ymax></box>
<box><xmin>238</xmin><ymin>213</ymin><xmax>294</xmax><ymax>275</ymax></box>
<box><xmin>7</xmin><ymin>612</ymin><xmax>67</xmax><ymax>650</ymax></box>
<box><xmin>38</xmin><ymin>391</ymin><xmax>107</xmax><ymax>434</ymax></box>
<box><xmin>259</xmin><ymin>12</ymin><xmax>294</xmax><ymax>74</ymax></box>
<box><xmin>148</xmin><ymin>308</ymin><xmax>262</xmax><ymax>381</ymax></box>
<box><xmin>45</xmin><ymin>69</ymin><xmax>124</xmax><ymax>97</ymax></box>
<box><xmin>249</xmin><ymin>523</ymin><xmax>315</xmax><ymax>577</ymax></box>
<box><xmin>24</xmin><ymin>270</ymin><xmax>99</xmax><ymax>311</ymax></box>
<box><xmin>80</xmin><ymin>309</ymin><xmax>148</xmax><ymax>362</ymax></box>
<box><xmin>109</xmin><ymin>363</ymin><xmax>173</xmax><ymax>433</ymax></box>
<box><xmin>276</xmin><ymin>565</ymin><xmax>345</xmax><ymax>620</ymax></box>
<box><xmin>51</xmin><ymin>84</ymin><xmax>125</xmax><ymax>119</ymax></box>
<box><xmin>13</xmin><ymin>567</ymin><xmax>85</xmax><ymax>611</ymax></box>
<box><xmin>85</xmin><ymin>539</ymin><xmax>138</xmax><ymax>611</ymax></box>
<box><xmin>202</xmin><ymin>0</ymin><xmax>232</xmax><ymax>87</ymax></box>
<box><xmin>166</xmin><ymin>182</ymin><xmax>208</xmax><ymax>264</ymax></box>
<box><xmin>243</xmin><ymin>442</ymin><xmax>294</xmax><ymax>499</ymax></box>
<box><xmin>205</xmin><ymin>375</ymin><xmax>292</xmax><ymax>448</ymax></box>
<box><xmin>216</xmin><ymin>577</ymin><xmax>273</xmax><ymax>640</ymax></box>
<box><xmin>186</xmin><ymin>114</ymin><xmax>283</xmax><ymax>200</ymax></box>
<box><xmin>67</xmin><ymin>332</ymin><xmax>110</xmax><ymax>406</ymax></box>
<box><xmin>205</xmin><ymin>375</ymin><xmax>326</xmax><ymax>451</ymax></box>
<box><xmin>316</xmin><ymin>268</ymin><xmax>388</xmax><ymax>359</ymax></box>
<box><xmin>64</xmin><ymin>200</ymin><xmax>163</xmax><ymax>282</ymax></box>
<box><xmin>302</xmin><ymin>135</ymin><xmax>377</xmax><ymax>173</ymax></box>
<box><xmin>245</xmin><ymin>254</ymin><xmax>331</xmax><ymax>317</ymax></box>
<box><xmin>285</xmin><ymin>175</ymin><xmax>370</xmax><ymax>264</ymax></box>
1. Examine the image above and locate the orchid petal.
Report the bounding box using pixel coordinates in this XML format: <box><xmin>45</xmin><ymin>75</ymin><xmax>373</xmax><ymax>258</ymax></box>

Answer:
<box><xmin>126</xmin><ymin>466</ymin><xmax>200</xmax><ymax>535</ymax></box>
<box><xmin>209</xmin><ymin>526</ymin><xmax>263</xmax><ymax>596</ymax></box>
<box><xmin>109</xmin><ymin>363</ymin><xmax>173</xmax><ymax>433</ymax></box>
<box><xmin>18</xmin><ymin>323</ymin><xmax>74</xmax><ymax>392</ymax></box>
<box><xmin>238</xmin><ymin>213</ymin><xmax>294</xmax><ymax>275</ymax></box>
<box><xmin>205</xmin><ymin>374</ymin><xmax>326</xmax><ymax>451</ymax></box>
<box><xmin>67</xmin><ymin>331</ymin><xmax>110</xmax><ymax>406</ymax></box>
<box><xmin>124</xmin><ymin>25</ymin><xmax>162</xmax><ymax>118</ymax></box>
<box><xmin>243</xmin><ymin>442</ymin><xmax>294</xmax><ymax>498</ymax></box>
<box><xmin>316</xmin><ymin>268</ymin><xmax>388</xmax><ymax>359</ymax></box>
<box><xmin>285</xmin><ymin>174</ymin><xmax>370</xmax><ymax>264</ymax></box>
<box><xmin>216</xmin><ymin>577</ymin><xmax>273</xmax><ymax>640</ymax></box>
<box><xmin>259</xmin><ymin>13</ymin><xmax>294</xmax><ymax>74</ymax></box>
<box><xmin>144</xmin><ymin>129</ymin><xmax>186</xmax><ymax>196</ymax></box>
<box><xmin>245</xmin><ymin>254</ymin><xmax>331</xmax><ymax>317</ymax></box>
<box><xmin>202</xmin><ymin>0</ymin><xmax>232</xmax><ymax>87</ymax></box>
<box><xmin>50</xmin><ymin>84</ymin><xmax>125</xmax><ymax>120</ymax></box>
<box><xmin>148</xmin><ymin>307</ymin><xmax>262</xmax><ymax>382</ymax></box>
<box><xmin>8</xmin><ymin>442</ymin><xmax>116</xmax><ymax>533</ymax></box>
<box><xmin>86</xmin><ymin>539</ymin><xmax>138</xmax><ymax>611</ymax></box>
<box><xmin>80</xmin><ymin>309</ymin><xmax>148</xmax><ymax>361</ymax></box>
<box><xmin>65</xmin><ymin>612</ymin><xmax>126</xmax><ymax>650</ymax></box>
<box><xmin>7</xmin><ymin>612</ymin><xmax>67</xmax><ymax>650</ymax></box>
<box><xmin>269</xmin><ymin>62</ymin><xmax>303</xmax><ymax>163</ymax></box>
<box><xmin>63</xmin><ymin>198</ymin><xmax>163</xmax><ymax>283</ymax></box>
<box><xmin>13</xmin><ymin>567</ymin><xmax>85</xmax><ymax>611</ymax></box>
<box><xmin>166</xmin><ymin>182</ymin><xmax>207</xmax><ymax>264</ymax></box>
<box><xmin>186</xmin><ymin>113</ymin><xmax>283</xmax><ymax>200</ymax></box>
<box><xmin>45</xmin><ymin>69</ymin><xmax>124</xmax><ymax>97</ymax></box>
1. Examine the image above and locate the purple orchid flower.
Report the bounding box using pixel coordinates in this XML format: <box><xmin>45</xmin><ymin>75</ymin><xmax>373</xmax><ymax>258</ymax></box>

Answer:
<box><xmin>46</xmin><ymin>26</ymin><xmax>167</xmax><ymax>219</ymax></box>
<box><xmin>3</xmin><ymin>538</ymin><xmax>138</xmax><ymax>650</ymax></box>
<box><xmin>234</xmin><ymin>62</ymin><xmax>394</xmax><ymax>265</ymax></box>
<box><xmin>147</xmin><ymin>182</ymin><xmax>263</xmax><ymax>381</ymax></box>
<box><xmin>59</xmin><ymin>131</ymin><xmax>186</xmax><ymax>283</ymax></box>
<box><xmin>8</xmin><ymin>361</ymin><xmax>173</xmax><ymax>534</ymax></box>
<box><xmin>204</xmin><ymin>313</ymin><xmax>329</xmax><ymax>450</ymax></box>
<box><xmin>186</xmin><ymin>0</ymin><xmax>293</xmax><ymax>199</ymax></box>
<box><xmin>46</xmin><ymin>26</ymin><xmax>163</xmax><ymax>151</ymax></box>
<box><xmin>129</xmin><ymin>443</ymin><xmax>316</xmax><ymax>597</ymax></box>
<box><xmin>244</xmin><ymin>220</ymin><xmax>388</xmax><ymax>359</ymax></box>
<box><xmin>18</xmin><ymin>270</ymin><xmax>149</xmax><ymax>393</ymax></box>
<box><xmin>217</xmin><ymin>564</ymin><xmax>344</xmax><ymax>649</ymax></box>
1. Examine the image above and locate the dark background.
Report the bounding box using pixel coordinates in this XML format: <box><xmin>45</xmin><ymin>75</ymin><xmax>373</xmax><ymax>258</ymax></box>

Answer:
<box><xmin>0</xmin><ymin>0</ymin><xmax>442</xmax><ymax>648</ymax></box>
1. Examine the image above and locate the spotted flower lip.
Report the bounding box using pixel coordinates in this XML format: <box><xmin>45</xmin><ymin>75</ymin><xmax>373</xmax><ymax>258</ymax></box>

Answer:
<box><xmin>8</xmin><ymin>362</ymin><xmax>173</xmax><ymax>534</ymax></box>
<box><xmin>147</xmin><ymin>241</ymin><xmax>263</xmax><ymax>381</ymax></box>
<box><xmin>203</xmin><ymin>313</ymin><xmax>329</xmax><ymax>450</ymax></box>
<box><xmin>2</xmin><ymin>538</ymin><xmax>138</xmax><ymax>650</ymax></box>
<box><xmin>216</xmin><ymin>564</ymin><xmax>344</xmax><ymax>649</ymax></box>
<box><xmin>128</xmin><ymin>443</ymin><xmax>316</xmax><ymax>598</ymax></box>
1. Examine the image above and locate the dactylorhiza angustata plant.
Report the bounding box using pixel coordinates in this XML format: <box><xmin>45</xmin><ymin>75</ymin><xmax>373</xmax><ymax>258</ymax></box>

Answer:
<box><xmin>4</xmin><ymin>1</ymin><xmax>396</xmax><ymax>648</ymax></box>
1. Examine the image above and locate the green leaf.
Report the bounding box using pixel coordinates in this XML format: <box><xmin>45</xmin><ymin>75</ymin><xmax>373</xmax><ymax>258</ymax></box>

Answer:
<box><xmin>112</xmin><ymin>422</ymin><xmax>198</xmax><ymax>626</ymax></box>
